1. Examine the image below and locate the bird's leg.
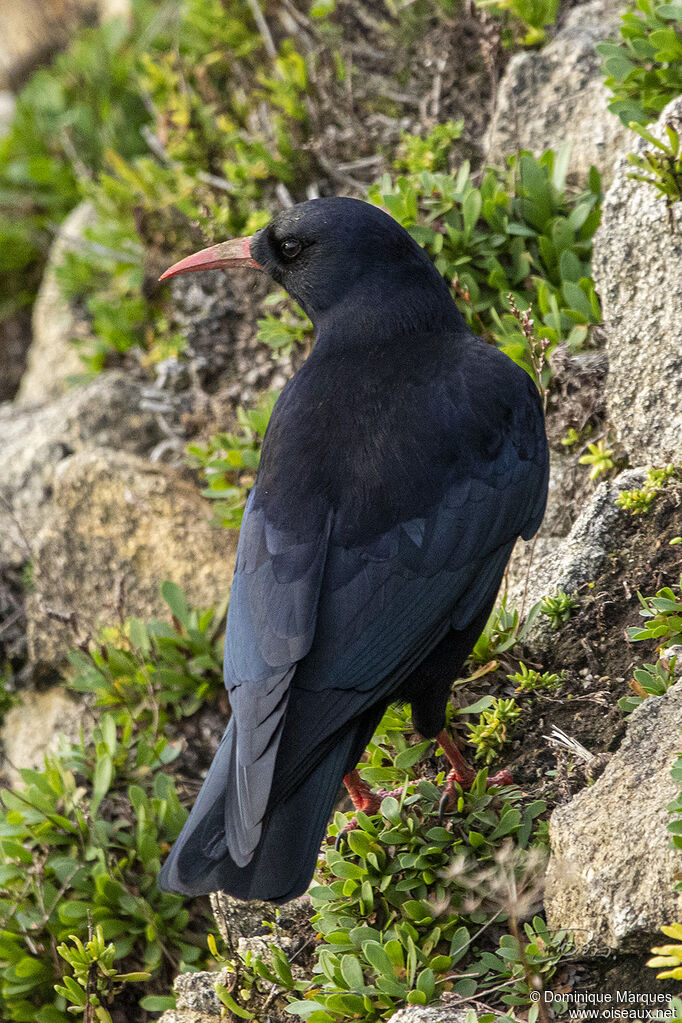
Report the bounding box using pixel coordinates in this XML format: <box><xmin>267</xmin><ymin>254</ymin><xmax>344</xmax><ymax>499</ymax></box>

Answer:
<box><xmin>436</xmin><ymin>729</ymin><xmax>513</xmax><ymax>818</ymax></box>
<box><xmin>335</xmin><ymin>770</ymin><xmax>404</xmax><ymax>849</ymax></box>
<box><xmin>343</xmin><ymin>769</ymin><xmax>384</xmax><ymax>814</ymax></box>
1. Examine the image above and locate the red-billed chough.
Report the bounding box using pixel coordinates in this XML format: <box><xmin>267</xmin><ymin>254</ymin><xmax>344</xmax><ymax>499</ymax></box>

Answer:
<box><xmin>158</xmin><ymin>197</ymin><xmax>548</xmax><ymax>903</ymax></box>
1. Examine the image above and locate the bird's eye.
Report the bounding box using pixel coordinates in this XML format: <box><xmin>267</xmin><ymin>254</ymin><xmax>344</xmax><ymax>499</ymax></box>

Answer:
<box><xmin>280</xmin><ymin>238</ymin><xmax>302</xmax><ymax>260</ymax></box>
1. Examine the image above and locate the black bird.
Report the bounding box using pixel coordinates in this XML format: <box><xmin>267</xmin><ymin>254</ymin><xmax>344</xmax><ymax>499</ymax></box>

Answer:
<box><xmin>158</xmin><ymin>197</ymin><xmax>548</xmax><ymax>904</ymax></box>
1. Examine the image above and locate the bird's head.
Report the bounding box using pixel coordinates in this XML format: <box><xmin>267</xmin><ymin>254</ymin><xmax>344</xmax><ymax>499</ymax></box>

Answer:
<box><xmin>160</xmin><ymin>197</ymin><xmax>459</xmax><ymax>344</ymax></box>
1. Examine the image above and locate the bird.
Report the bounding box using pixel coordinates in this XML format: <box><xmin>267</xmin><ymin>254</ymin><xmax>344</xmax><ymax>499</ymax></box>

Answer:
<box><xmin>157</xmin><ymin>196</ymin><xmax>549</xmax><ymax>904</ymax></box>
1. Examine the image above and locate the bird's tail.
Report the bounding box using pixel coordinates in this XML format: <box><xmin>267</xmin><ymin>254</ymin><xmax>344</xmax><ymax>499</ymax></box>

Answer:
<box><xmin>159</xmin><ymin>706</ymin><xmax>381</xmax><ymax>903</ymax></box>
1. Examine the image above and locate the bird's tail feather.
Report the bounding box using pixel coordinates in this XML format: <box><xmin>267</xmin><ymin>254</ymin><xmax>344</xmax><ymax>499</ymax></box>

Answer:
<box><xmin>159</xmin><ymin>707</ymin><xmax>381</xmax><ymax>903</ymax></box>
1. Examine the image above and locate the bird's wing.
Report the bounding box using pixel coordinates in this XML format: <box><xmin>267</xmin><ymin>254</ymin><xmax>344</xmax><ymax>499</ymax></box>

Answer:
<box><xmin>220</xmin><ymin>491</ymin><xmax>332</xmax><ymax>863</ymax></box>
<box><xmin>222</xmin><ymin>368</ymin><xmax>547</xmax><ymax>854</ymax></box>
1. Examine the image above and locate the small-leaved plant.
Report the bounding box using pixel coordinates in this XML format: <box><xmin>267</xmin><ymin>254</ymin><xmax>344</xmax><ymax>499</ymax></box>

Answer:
<box><xmin>616</xmin><ymin>464</ymin><xmax>677</xmax><ymax>514</ymax></box>
<box><xmin>186</xmin><ymin>391</ymin><xmax>279</xmax><ymax>528</ymax></box>
<box><xmin>598</xmin><ymin>0</ymin><xmax>682</xmax><ymax>126</ymax></box>
<box><xmin>467</xmin><ymin>698</ymin><xmax>522</xmax><ymax>765</ymax></box>
<box><xmin>628</xmin><ymin>577</ymin><xmax>682</xmax><ymax>647</ymax></box>
<box><xmin>474</xmin><ymin>0</ymin><xmax>560</xmax><ymax>47</ymax></box>
<box><xmin>618</xmin><ymin>658</ymin><xmax>678</xmax><ymax>713</ymax></box>
<box><xmin>539</xmin><ymin>590</ymin><xmax>580</xmax><ymax>629</ymax></box>
<box><xmin>626</xmin><ymin>119</ymin><xmax>682</xmax><ymax>222</ymax></box>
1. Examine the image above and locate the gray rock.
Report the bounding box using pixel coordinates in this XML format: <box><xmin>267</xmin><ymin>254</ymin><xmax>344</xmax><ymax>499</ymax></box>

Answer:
<box><xmin>593</xmin><ymin>96</ymin><xmax>682</xmax><ymax>466</ymax></box>
<box><xmin>505</xmin><ymin>469</ymin><xmax>647</xmax><ymax>614</ymax></box>
<box><xmin>545</xmin><ymin>681</ymin><xmax>682</xmax><ymax>951</ymax></box>
<box><xmin>387</xmin><ymin>1007</ymin><xmax>470</xmax><ymax>1023</ymax></box>
<box><xmin>486</xmin><ymin>0</ymin><xmax>631</xmax><ymax>181</ymax></box>
<box><xmin>17</xmin><ymin>203</ymin><xmax>95</xmax><ymax>406</ymax></box>
<box><xmin>24</xmin><ymin>446</ymin><xmax>237</xmax><ymax>668</ymax></box>
<box><xmin>0</xmin><ymin>371</ymin><xmax>161</xmax><ymax>568</ymax></box>
<box><xmin>0</xmin><ymin>91</ymin><xmax>14</xmax><ymax>135</ymax></box>
<box><xmin>159</xmin><ymin>1012</ymin><xmax>220</xmax><ymax>1023</ymax></box>
<box><xmin>1</xmin><ymin>686</ymin><xmax>83</xmax><ymax>784</ymax></box>
<box><xmin>210</xmin><ymin>890</ymin><xmax>311</xmax><ymax>944</ymax></box>
<box><xmin>174</xmin><ymin>970</ymin><xmax>226</xmax><ymax>1016</ymax></box>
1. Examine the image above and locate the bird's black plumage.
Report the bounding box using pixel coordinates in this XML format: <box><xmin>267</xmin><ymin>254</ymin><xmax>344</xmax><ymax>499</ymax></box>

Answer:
<box><xmin>159</xmin><ymin>197</ymin><xmax>549</xmax><ymax>903</ymax></box>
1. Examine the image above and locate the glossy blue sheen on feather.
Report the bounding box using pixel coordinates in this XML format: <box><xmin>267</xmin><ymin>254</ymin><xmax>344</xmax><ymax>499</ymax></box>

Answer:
<box><xmin>159</xmin><ymin>197</ymin><xmax>549</xmax><ymax>903</ymax></box>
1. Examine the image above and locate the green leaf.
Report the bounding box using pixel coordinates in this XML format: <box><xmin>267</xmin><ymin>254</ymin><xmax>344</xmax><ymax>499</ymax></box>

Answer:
<box><xmin>161</xmin><ymin>581</ymin><xmax>189</xmax><ymax>627</ymax></box>
<box><xmin>363</xmin><ymin>941</ymin><xmax>395</xmax><ymax>978</ymax></box>
<box><xmin>340</xmin><ymin>954</ymin><xmax>365</xmax><ymax>990</ymax></box>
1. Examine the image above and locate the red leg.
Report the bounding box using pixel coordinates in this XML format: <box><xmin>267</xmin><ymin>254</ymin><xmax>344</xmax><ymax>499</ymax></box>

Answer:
<box><xmin>343</xmin><ymin>769</ymin><xmax>384</xmax><ymax>814</ymax></box>
<box><xmin>335</xmin><ymin>770</ymin><xmax>404</xmax><ymax>848</ymax></box>
<box><xmin>436</xmin><ymin>729</ymin><xmax>513</xmax><ymax>816</ymax></box>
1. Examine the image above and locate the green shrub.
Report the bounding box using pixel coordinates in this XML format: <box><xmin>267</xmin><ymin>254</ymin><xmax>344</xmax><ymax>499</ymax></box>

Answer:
<box><xmin>466</xmin><ymin>698</ymin><xmax>521</xmax><ymax>765</ymax></box>
<box><xmin>539</xmin><ymin>590</ymin><xmax>580</xmax><ymax>629</ymax></box>
<box><xmin>0</xmin><ymin>0</ymin><xmax>157</xmax><ymax>330</ymax></box>
<box><xmin>474</xmin><ymin>0</ymin><xmax>560</xmax><ymax>47</ymax></box>
<box><xmin>368</xmin><ymin>148</ymin><xmax>602</xmax><ymax>379</ymax></box>
<box><xmin>186</xmin><ymin>391</ymin><xmax>278</xmax><ymax>529</ymax></box>
<box><xmin>626</xmin><ymin>120</ymin><xmax>682</xmax><ymax>218</ymax></box>
<box><xmin>578</xmin><ymin>439</ymin><xmax>616</xmax><ymax>479</ymax></box>
<box><xmin>616</xmin><ymin>464</ymin><xmax>677</xmax><ymax>514</ymax></box>
<box><xmin>618</xmin><ymin>657</ymin><xmax>677</xmax><ymax>713</ymax></box>
<box><xmin>628</xmin><ymin>577</ymin><xmax>682</xmax><ymax>646</ymax></box>
<box><xmin>598</xmin><ymin>0</ymin><xmax>682</xmax><ymax>126</ymax></box>
<box><xmin>508</xmin><ymin>663</ymin><xmax>563</xmax><ymax>693</ymax></box>
<box><xmin>0</xmin><ymin>584</ymin><xmax>225</xmax><ymax>1022</ymax></box>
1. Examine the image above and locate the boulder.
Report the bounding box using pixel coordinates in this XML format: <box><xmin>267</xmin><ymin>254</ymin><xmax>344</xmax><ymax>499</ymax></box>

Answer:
<box><xmin>545</xmin><ymin>682</ymin><xmax>682</xmax><ymax>951</ymax></box>
<box><xmin>0</xmin><ymin>0</ymin><xmax>130</xmax><ymax>88</ymax></box>
<box><xmin>593</xmin><ymin>96</ymin><xmax>682</xmax><ymax>466</ymax></box>
<box><xmin>17</xmin><ymin>203</ymin><xmax>95</xmax><ymax>405</ymax></box>
<box><xmin>0</xmin><ymin>371</ymin><xmax>161</xmax><ymax>567</ymax></box>
<box><xmin>209</xmin><ymin>890</ymin><xmax>311</xmax><ymax>945</ymax></box>
<box><xmin>1</xmin><ymin>686</ymin><xmax>82</xmax><ymax>784</ymax></box>
<box><xmin>158</xmin><ymin>1013</ymin><xmax>219</xmax><ymax>1023</ymax></box>
<box><xmin>387</xmin><ymin>1009</ymin><xmax>469</xmax><ymax>1023</ymax></box>
<box><xmin>505</xmin><ymin>469</ymin><xmax>647</xmax><ymax>614</ymax></box>
<box><xmin>485</xmin><ymin>0</ymin><xmax>631</xmax><ymax>181</ymax></box>
<box><xmin>25</xmin><ymin>447</ymin><xmax>237</xmax><ymax>668</ymax></box>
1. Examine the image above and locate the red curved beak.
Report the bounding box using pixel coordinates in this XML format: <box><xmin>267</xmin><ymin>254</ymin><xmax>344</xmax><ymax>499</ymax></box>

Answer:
<box><xmin>159</xmin><ymin>236</ymin><xmax>261</xmax><ymax>281</ymax></box>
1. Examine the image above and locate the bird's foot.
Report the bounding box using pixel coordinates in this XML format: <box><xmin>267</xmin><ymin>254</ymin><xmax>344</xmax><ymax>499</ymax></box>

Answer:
<box><xmin>335</xmin><ymin>770</ymin><xmax>404</xmax><ymax>849</ymax></box>
<box><xmin>435</xmin><ymin>729</ymin><xmax>513</xmax><ymax>820</ymax></box>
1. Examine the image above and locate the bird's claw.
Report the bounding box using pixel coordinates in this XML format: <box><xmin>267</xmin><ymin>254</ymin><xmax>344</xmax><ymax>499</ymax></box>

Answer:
<box><xmin>437</xmin><ymin>765</ymin><xmax>515</xmax><ymax>821</ymax></box>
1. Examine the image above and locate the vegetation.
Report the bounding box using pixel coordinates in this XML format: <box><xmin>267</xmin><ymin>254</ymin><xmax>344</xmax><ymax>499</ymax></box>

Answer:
<box><xmin>369</xmin><ymin>147</ymin><xmax>602</xmax><ymax>380</ymax></box>
<box><xmin>474</xmin><ymin>0</ymin><xmax>559</xmax><ymax>47</ymax></box>
<box><xmin>616</xmin><ymin>465</ymin><xmax>678</xmax><ymax>514</ymax></box>
<box><xmin>618</xmin><ymin>658</ymin><xmax>678</xmax><ymax>713</ymax></box>
<box><xmin>598</xmin><ymin>0</ymin><xmax>682</xmax><ymax>126</ymax></box>
<box><xmin>466</xmin><ymin>698</ymin><xmax>521</xmax><ymax>765</ymax></box>
<box><xmin>627</xmin><ymin>576</ymin><xmax>682</xmax><ymax>646</ymax></box>
<box><xmin>626</xmin><ymin>119</ymin><xmax>682</xmax><ymax>218</ymax></box>
<box><xmin>507</xmin><ymin>663</ymin><xmax>562</xmax><ymax>693</ymax></box>
<box><xmin>0</xmin><ymin>584</ymin><xmax>225</xmax><ymax>1022</ymax></box>
<box><xmin>539</xmin><ymin>590</ymin><xmax>580</xmax><ymax>629</ymax></box>
<box><xmin>578</xmin><ymin>439</ymin><xmax>615</xmax><ymax>479</ymax></box>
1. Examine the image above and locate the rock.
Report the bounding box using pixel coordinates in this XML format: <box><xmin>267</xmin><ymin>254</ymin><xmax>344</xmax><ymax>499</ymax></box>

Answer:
<box><xmin>593</xmin><ymin>96</ymin><xmax>682</xmax><ymax>467</ymax></box>
<box><xmin>210</xmin><ymin>890</ymin><xmax>312</xmax><ymax>945</ymax></box>
<box><xmin>505</xmin><ymin>468</ymin><xmax>647</xmax><ymax>613</ymax></box>
<box><xmin>486</xmin><ymin>0</ymin><xmax>631</xmax><ymax>181</ymax></box>
<box><xmin>159</xmin><ymin>1013</ymin><xmax>220</xmax><ymax>1023</ymax></box>
<box><xmin>0</xmin><ymin>372</ymin><xmax>161</xmax><ymax>568</ymax></box>
<box><xmin>1</xmin><ymin>686</ymin><xmax>82</xmax><ymax>784</ymax></box>
<box><xmin>387</xmin><ymin>1007</ymin><xmax>469</xmax><ymax>1023</ymax></box>
<box><xmin>25</xmin><ymin>447</ymin><xmax>237</xmax><ymax>668</ymax></box>
<box><xmin>545</xmin><ymin>681</ymin><xmax>682</xmax><ymax>951</ymax></box>
<box><xmin>0</xmin><ymin>0</ymin><xmax>131</xmax><ymax>88</ymax></box>
<box><xmin>17</xmin><ymin>204</ymin><xmax>95</xmax><ymax>406</ymax></box>
<box><xmin>174</xmin><ymin>970</ymin><xmax>225</xmax><ymax>1017</ymax></box>
<box><xmin>0</xmin><ymin>91</ymin><xmax>14</xmax><ymax>134</ymax></box>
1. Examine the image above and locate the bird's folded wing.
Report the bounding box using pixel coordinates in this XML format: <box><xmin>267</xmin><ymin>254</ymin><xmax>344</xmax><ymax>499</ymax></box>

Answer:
<box><xmin>221</xmin><ymin>391</ymin><xmax>547</xmax><ymax>859</ymax></box>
